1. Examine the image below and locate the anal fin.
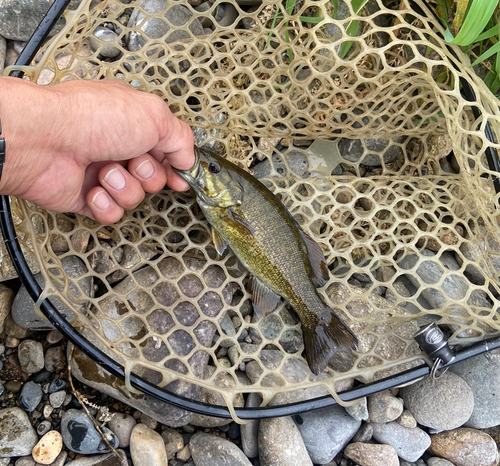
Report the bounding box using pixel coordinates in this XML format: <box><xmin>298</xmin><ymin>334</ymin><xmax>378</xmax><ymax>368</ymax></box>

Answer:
<box><xmin>252</xmin><ymin>278</ymin><xmax>281</xmax><ymax>316</ymax></box>
<box><xmin>211</xmin><ymin>228</ymin><xmax>228</xmax><ymax>256</ymax></box>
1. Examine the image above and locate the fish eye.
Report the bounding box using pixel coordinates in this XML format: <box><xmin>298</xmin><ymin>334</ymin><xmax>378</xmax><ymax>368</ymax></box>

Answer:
<box><xmin>208</xmin><ymin>162</ymin><xmax>221</xmax><ymax>174</ymax></box>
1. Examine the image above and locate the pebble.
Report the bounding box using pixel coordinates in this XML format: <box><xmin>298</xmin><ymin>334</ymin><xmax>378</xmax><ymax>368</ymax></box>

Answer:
<box><xmin>0</xmin><ymin>35</ymin><xmax>5</xmax><ymax>74</ymax></box>
<box><xmin>294</xmin><ymin>405</ymin><xmax>361</xmax><ymax>464</ymax></box>
<box><xmin>0</xmin><ymin>284</ymin><xmax>13</xmax><ymax>333</ymax></box>
<box><xmin>429</xmin><ymin>428</ymin><xmax>498</xmax><ymax>466</ymax></box>
<box><xmin>37</xmin><ymin>420</ymin><xmax>52</xmax><ymax>436</ymax></box>
<box><xmin>129</xmin><ymin>424</ymin><xmax>168</xmax><ymax>466</ymax></box>
<box><xmin>450</xmin><ymin>351</ymin><xmax>500</xmax><ymax>428</ymax></box>
<box><xmin>338</xmin><ymin>137</ymin><xmax>404</xmax><ymax>167</ymax></box>
<box><xmin>44</xmin><ymin>451</ymin><xmax>67</xmax><ymax>466</ymax></box>
<box><xmin>89</xmin><ymin>27</ymin><xmax>121</xmax><ymax>58</ymax></box>
<box><xmin>12</xmin><ymin>256</ymin><xmax>90</xmax><ymax>330</ymax></box>
<box><xmin>18</xmin><ymin>340</ymin><xmax>45</xmax><ymax>374</ymax></box>
<box><xmin>64</xmin><ymin>450</ymin><xmax>128</xmax><ymax>466</ymax></box>
<box><xmin>14</xmin><ymin>458</ymin><xmax>35</xmax><ymax>466</ymax></box>
<box><xmin>258</xmin><ymin>416</ymin><xmax>312</xmax><ymax>466</ymax></box>
<box><xmin>346</xmin><ymin>397</ymin><xmax>369</xmax><ymax>421</ymax></box>
<box><xmin>61</xmin><ymin>409</ymin><xmax>119</xmax><ymax>454</ymax></box>
<box><xmin>401</xmin><ymin>372</ymin><xmax>474</xmax><ymax>430</ymax></box>
<box><xmin>161</xmin><ymin>428</ymin><xmax>184</xmax><ymax>459</ymax></box>
<box><xmin>20</xmin><ymin>381</ymin><xmax>43</xmax><ymax>412</ymax></box>
<box><xmin>107</xmin><ymin>413</ymin><xmax>136</xmax><ymax>448</ymax></box>
<box><xmin>368</xmin><ymin>390</ymin><xmax>403</xmax><ymax>423</ymax></box>
<box><xmin>371</xmin><ymin>421</ymin><xmax>431</xmax><ymax>462</ymax></box>
<box><xmin>426</xmin><ymin>459</ymin><xmax>457</xmax><ymax>466</ymax></box>
<box><xmin>190</xmin><ymin>432</ymin><xmax>251</xmax><ymax>466</ymax></box>
<box><xmin>240</xmin><ymin>393</ymin><xmax>261</xmax><ymax>458</ymax></box>
<box><xmin>49</xmin><ymin>390</ymin><xmax>66</xmax><ymax>409</ymax></box>
<box><xmin>177</xmin><ymin>444</ymin><xmax>191</xmax><ymax>461</ymax></box>
<box><xmin>344</xmin><ymin>442</ymin><xmax>399</xmax><ymax>466</ymax></box>
<box><xmin>48</xmin><ymin>378</ymin><xmax>66</xmax><ymax>394</ymax></box>
<box><xmin>46</xmin><ymin>330</ymin><xmax>63</xmax><ymax>345</ymax></box>
<box><xmin>397</xmin><ymin>410</ymin><xmax>417</xmax><ymax>428</ymax></box>
<box><xmin>44</xmin><ymin>347</ymin><xmax>66</xmax><ymax>372</ymax></box>
<box><xmin>352</xmin><ymin>422</ymin><xmax>373</xmax><ymax>443</ymax></box>
<box><xmin>0</xmin><ymin>407</ymin><xmax>38</xmax><ymax>457</ymax></box>
<box><xmin>32</xmin><ymin>431</ymin><xmax>63</xmax><ymax>465</ymax></box>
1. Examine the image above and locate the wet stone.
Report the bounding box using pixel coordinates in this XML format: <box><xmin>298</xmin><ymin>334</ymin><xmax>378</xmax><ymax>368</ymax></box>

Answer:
<box><xmin>18</xmin><ymin>340</ymin><xmax>45</xmax><ymax>374</ymax></box>
<box><xmin>190</xmin><ymin>432</ymin><xmax>252</xmax><ymax>466</ymax></box>
<box><xmin>20</xmin><ymin>381</ymin><xmax>43</xmax><ymax>412</ymax></box>
<box><xmin>0</xmin><ymin>407</ymin><xmax>38</xmax><ymax>457</ymax></box>
<box><xmin>48</xmin><ymin>378</ymin><xmax>66</xmax><ymax>394</ymax></box>
<box><xmin>61</xmin><ymin>409</ymin><xmax>119</xmax><ymax>454</ymax></box>
<box><xmin>401</xmin><ymin>372</ymin><xmax>474</xmax><ymax>430</ymax></box>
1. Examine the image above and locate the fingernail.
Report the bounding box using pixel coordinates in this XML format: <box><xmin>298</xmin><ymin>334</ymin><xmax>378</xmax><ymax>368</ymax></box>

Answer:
<box><xmin>104</xmin><ymin>168</ymin><xmax>126</xmax><ymax>190</ymax></box>
<box><xmin>91</xmin><ymin>191</ymin><xmax>111</xmax><ymax>211</ymax></box>
<box><xmin>135</xmin><ymin>159</ymin><xmax>155</xmax><ymax>179</ymax></box>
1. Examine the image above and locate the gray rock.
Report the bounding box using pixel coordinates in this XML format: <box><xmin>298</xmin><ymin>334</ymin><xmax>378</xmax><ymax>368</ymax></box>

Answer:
<box><xmin>19</xmin><ymin>381</ymin><xmax>42</xmax><ymax>412</ymax></box>
<box><xmin>371</xmin><ymin>421</ymin><xmax>431</xmax><ymax>462</ymax></box>
<box><xmin>427</xmin><ymin>458</ymin><xmax>456</xmax><ymax>466</ymax></box>
<box><xmin>190</xmin><ymin>432</ymin><xmax>252</xmax><ymax>466</ymax></box>
<box><xmin>130</xmin><ymin>424</ymin><xmax>167</xmax><ymax>466</ymax></box>
<box><xmin>44</xmin><ymin>346</ymin><xmax>66</xmax><ymax>372</ymax></box>
<box><xmin>161</xmin><ymin>428</ymin><xmax>183</xmax><ymax>460</ymax></box>
<box><xmin>64</xmin><ymin>450</ymin><xmax>128</xmax><ymax>466</ymax></box>
<box><xmin>14</xmin><ymin>458</ymin><xmax>35</xmax><ymax>466</ymax></box>
<box><xmin>213</xmin><ymin>2</ymin><xmax>238</xmax><ymax>26</ymax></box>
<box><xmin>0</xmin><ymin>0</ymin><xmax>52</xmax><ymax>41</ymax></box>
<box><xmin>0</xmin><ymin>407</ymin><xmax>38</xmax><ymax>457</ymax></box>
<box><xmin>107</xmin><ymin>413</ymin><xmax>136</xmax><ymax>448</ymax></box>
<box><xmin>48</xmin><ymin>378</ymin><xmax>66</xmax><ymax>394</ymax></box>
<box><xmin>0</xmin><ymin>34</ymin><xmax>5</xmax><ymax>74</ymax></box>
<box><xmin>401</xmin><ymin>372</ymin><xmax>474</xmax><ymax>430</ymax></box>
<box><xmin>49</xmin><ymin>390</ymin><xmax>66</xmax><ymax>409</ymax></box>
<box><xmin>18</xmin><ymin>340</ymin><xmax>44</xmax><ymax>373</ymax></box>
<box><xmin>338</xmin><ymin>137</ymin><xmax>404</xmax><ymax>167</ymax></box>
<box><xmin>259</xmin><ymin>416</ymin><xmax>312</xmax><ymax>466</ymax></box>
<box><xmin>240</xmin><ymin>393</ymin><xmax>261</xmax><ymax>458</ymax></box>
<box><xmin>127</xmin><ymin>0</ymin><xmax>204</xmax><ymax>51</ymax></box>
<box><xmin>352</xmin><ymin>422</ymin><xmax>373</xmax><ymax>443</ymax></box>
<box><xmin>397</xmin><ymin>410</ymin><xmax>417</xmax><ymax>429</ymax></box>
<box><xmin>344</xmin><ymin>442</ymin><xmax>399</xmax><ymax>466</ymax></box>
<box><xmin>346</xmin><ymin>397</ymin><xmax>369</xmax><ymax>421</ymax></box>
<box><xmin>294</xmin><ymin>405</ymin><xmax>361</xmax><ymax>464</ymax></box>
<box><xmin>89</xmin><ymin>27</ymin><xmax>121</xmax><ymax>58</ymax></box>
<box><xmin>368</xmin><ymin>390</ymin><xmax>403</xmax><ymax>423</ymax></box>
<box><xmin>285</xmin><ymin>150</ymin><xmax>309</xmax><ymax>177</ymax></box>
<box><xmin>0</xmin><ymin>284</ymin><xmax>13</xmax><ymax>333</ymax></box>
<box><xmin>61</xmin><ymin>409</ymin><xmax>119</xmax><ymax>454</ymax></box>
<box><xmin>450</xmin><ymin>351</ymin><xmax>500</xmax><ymax>428</ymax></box>
<box><xmin>37</xmin><ymin>420</ymin><xmax>52</xmax><ymax>436</ymax></box>
<box><xmin>12</xmin><ymin>256</ymin><xmax>91</xmax><ymax>330</ymax></box>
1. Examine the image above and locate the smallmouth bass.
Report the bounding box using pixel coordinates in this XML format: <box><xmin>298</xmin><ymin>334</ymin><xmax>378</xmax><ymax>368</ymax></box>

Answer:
<box><xmin>176</xmin><ymin>147</ymin><xmax>357</xmax><ymax>375</ymax></box>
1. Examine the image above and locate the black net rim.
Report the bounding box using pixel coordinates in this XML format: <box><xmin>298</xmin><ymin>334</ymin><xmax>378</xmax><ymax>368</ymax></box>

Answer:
<box><xmin>1</xmin><ymin>0</ymin><xmax>499</xmax><ymax>419</ymax></box>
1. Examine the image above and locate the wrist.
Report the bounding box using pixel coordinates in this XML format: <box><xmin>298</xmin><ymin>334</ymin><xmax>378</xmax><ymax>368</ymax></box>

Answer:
<box><xmin>0</xmin><ymin>77</ymin><xmax>64</xmax><ymax>197</ymax></box>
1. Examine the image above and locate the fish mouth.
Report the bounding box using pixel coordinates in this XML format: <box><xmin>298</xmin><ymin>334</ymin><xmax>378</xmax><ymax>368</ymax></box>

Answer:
<box><xmin>175</xmin><ymin>148</ymin><xmax>201</xmax><ymax>185</ymax></box>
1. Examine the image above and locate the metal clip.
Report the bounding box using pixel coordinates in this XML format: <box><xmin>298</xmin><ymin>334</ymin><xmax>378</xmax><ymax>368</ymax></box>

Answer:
<box><xmin>414</xmin><ymin>323</ymin><xmax>455</xmax><ymax>379</ymax></box>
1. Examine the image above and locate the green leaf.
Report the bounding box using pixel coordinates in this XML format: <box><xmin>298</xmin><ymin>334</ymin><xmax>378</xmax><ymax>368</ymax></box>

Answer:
<box><xmin>471</xmin><ymin>41</ymin><xmax>500</xmax><ymax>66</ymax></box>
<box><xmin>474</xmin><ymin>24</ymin><xmax>500</xmax><ymax>42</ymax></box>
<box><xmin>299</xmin><ymin>15</ymin><xmax>326</xmax><ymax>23</ymax></box>
<box><xmin>339</xmin><ymin>0</ymin><xmax>370</xmax><ymax>59</ymax></box>
<box><xmin>448</xmin><ymin>0</ymin><xmax>499</xmax><ymax>46</ymax></box>
<box><xmin>444</xmin><ymin>28</ymin><xmax>455</xmax><ymax>42</ymax></box>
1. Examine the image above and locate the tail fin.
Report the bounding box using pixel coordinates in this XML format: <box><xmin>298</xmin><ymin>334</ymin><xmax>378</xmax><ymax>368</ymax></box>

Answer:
<box><xmin>303</xmin><ymin>307</ymin><xmax>358</xmax><ymax>375</ymax></box>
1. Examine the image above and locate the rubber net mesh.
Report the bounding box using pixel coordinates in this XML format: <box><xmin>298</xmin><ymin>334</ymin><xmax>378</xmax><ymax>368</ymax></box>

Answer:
<box><xmin>5</xmin><ymin>0</ymin><xmax>500</xmax><ymax>417</ymax></box>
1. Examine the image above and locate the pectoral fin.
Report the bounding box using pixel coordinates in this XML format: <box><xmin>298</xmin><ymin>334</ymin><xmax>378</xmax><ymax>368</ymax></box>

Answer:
<box><xmin>299</xmin><ymin>229</ymin><xmax>330</xmax><ymax>287</ymax></box>
<box><xmin>211</xmin><ymin>228</ymin><xmax>228</xmax><ymax>256</ymax></box>
<box><xmin>252</xmin><ymin>278</ymin><xmax>281</xmax><ymax>316</ymax></box>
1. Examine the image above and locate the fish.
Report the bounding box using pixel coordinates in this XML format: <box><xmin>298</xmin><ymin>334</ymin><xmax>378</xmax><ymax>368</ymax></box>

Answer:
<box><xmin>175</xmin><ymin>146</ymin><xmax>357</xmax><ymax>375</ymax></box>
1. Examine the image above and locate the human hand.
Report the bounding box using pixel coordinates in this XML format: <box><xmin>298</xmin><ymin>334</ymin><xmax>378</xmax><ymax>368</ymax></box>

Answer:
<box><xmin>0</xmin><ymin>77</ymin><xmax>195</xmax><ymax>224</ymax></box>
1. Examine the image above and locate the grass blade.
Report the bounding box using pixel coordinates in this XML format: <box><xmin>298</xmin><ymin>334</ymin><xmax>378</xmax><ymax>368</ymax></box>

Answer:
<box><xmin>339</xmin><ymin>0</ymin><xmax>370</xmax><ymax>58</ymax></box>
<box><xmin>471</xmin><ymin>41</ymin><xmax>500</xmax><ymax>66</ymax></box>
